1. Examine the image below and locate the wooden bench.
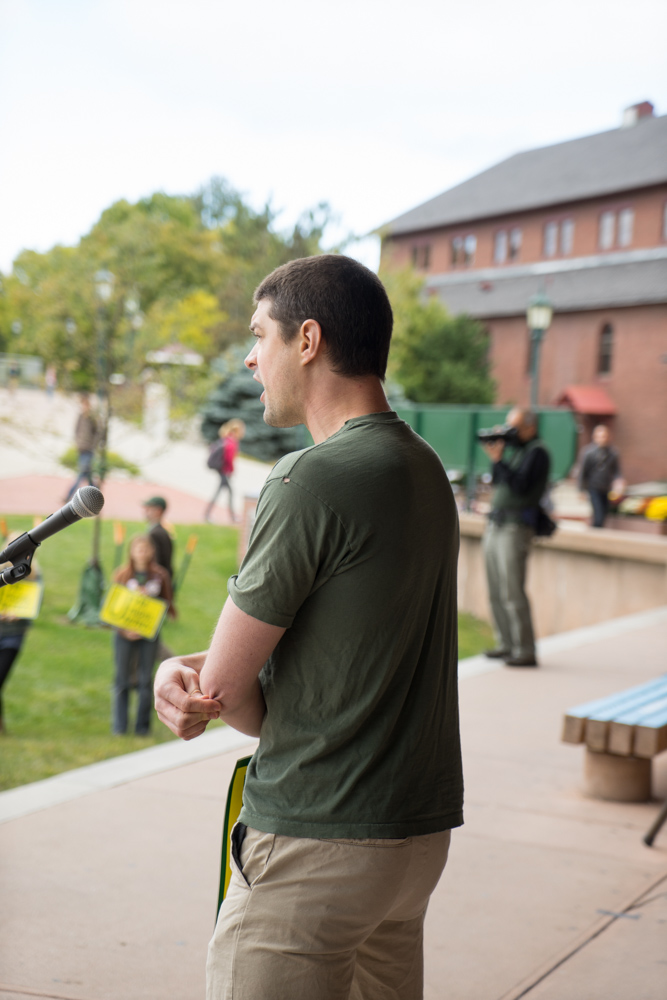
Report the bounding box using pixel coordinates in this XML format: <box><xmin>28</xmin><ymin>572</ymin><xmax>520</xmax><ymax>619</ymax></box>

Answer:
<box><xmin>562</xmin><ymin>675</ymin><xmax>667</xmax><ymax>802</ymax></box>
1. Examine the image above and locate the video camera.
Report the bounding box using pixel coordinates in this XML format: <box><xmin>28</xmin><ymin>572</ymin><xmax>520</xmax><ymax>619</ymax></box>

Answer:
<box><xmin>476</xmin><ymin>425</ymin><xmax>520</xmax><ymax>446</ymax></box>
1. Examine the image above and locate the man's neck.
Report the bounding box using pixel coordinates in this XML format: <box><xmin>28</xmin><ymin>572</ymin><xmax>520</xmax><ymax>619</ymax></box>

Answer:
<box><xmin>304</xmin><ymin>376</ymin><xmax>391</xmax><ymax>445</ymax></box>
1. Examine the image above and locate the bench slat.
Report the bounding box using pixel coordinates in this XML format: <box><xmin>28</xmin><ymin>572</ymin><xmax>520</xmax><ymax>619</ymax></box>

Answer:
<box><xmin>611</xmin><ymin>697</ymin><xmax>667</xmax><ymax>727</ymax></box>
<box><xmin>585</xmin><ymin>718</ymin><xmax>610</xmax><ymax>752</ymax></box>
<box><xmin>561</xmin><ymin>715</ymin><xmax>586</xmax><ymax>744</ymax></box>
<box><xmin>608</xmin><ymin>702</ymin><xmax>667</xmax><ymax>757</ymax></box>
<box><xmin>635</xmin><ymin>724</ymin><xmax>667</xmax><ymax>759</ymax></box>
<box><xmin>590</xmin><ymin>703</ymin><xmax>667</xmax><ymax>756</ymax></box>
<box><xmin>565</xmin><ymin>676</ymin><xmax>667</xmax><ymax>721</ymax></box>
<box><xmin>607</xmin><ymin>722</ymin><xmax>634</xmax><ymax>756</ymax></box>
<box><xmin>563</xmin><ymin>675</ymin><xmax>667</xmax><ymax>757</ymax></box>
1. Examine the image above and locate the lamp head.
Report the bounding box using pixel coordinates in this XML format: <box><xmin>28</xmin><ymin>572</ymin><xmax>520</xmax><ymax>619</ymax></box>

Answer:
<box><xmin>527</xmin><ymin>291</ymin><xmax>553</xmax><ymax>333</ymax></box>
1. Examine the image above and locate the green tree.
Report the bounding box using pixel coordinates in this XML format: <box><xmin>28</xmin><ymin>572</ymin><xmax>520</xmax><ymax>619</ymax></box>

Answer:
<box><xmin>200</xmin><ymin>343</ymin><xmax>306</xmax><ymax>463</ymax></box>
<box><xmin>384</xmin><ymin>268</ymin><xmax>496</xmax><ymax>405</ymax></box>
<box><xmin>0</xmin><ymin>179</ymin><xmax>334</xmax><ymax>408</ymax></box>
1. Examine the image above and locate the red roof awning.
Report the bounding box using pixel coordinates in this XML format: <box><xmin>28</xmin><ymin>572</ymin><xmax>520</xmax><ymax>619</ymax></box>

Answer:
<box><xmin>556</xmin><ymin>385</ymin><xmax>617</xmax><ymax>416</ymax></box>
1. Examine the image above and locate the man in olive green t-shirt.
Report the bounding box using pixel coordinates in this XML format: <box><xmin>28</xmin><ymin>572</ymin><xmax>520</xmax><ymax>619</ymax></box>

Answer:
<box><xmin>155</xmin><ymin>254</ymin><xmax>463</xmax><ymax>1000</ymax></box>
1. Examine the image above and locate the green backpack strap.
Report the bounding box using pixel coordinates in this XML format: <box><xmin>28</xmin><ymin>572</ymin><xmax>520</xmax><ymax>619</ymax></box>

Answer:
<box><xmin>216</xmin><ymin>755</ymin><xmax>253</xmax><ymax>918</ymax></box>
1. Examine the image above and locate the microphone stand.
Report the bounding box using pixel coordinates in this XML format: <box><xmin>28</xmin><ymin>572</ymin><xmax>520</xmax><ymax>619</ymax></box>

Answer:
<box><xmin>0</xmin><ymin>536</ymin><xmax>37</xmax><ymax>588</ymax></box>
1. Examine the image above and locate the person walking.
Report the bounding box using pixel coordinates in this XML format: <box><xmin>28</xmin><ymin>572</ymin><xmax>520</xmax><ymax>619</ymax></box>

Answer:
<box><xmin>481</xmin><ymin>408</ymin><xmax>551</xmax><ymax>668</ymax></box>
<box><xmin>204</xmin><ymin>419</ymin><xmax>246</xmax><ymax>523</ymax></box>
<box><xmin>154</xmin><ymin>254</ymin><xmax>462</xmax><ymax>1000</ymax></box>
<box><xmin>65</xmin><ymin>393</ymin><xmax>98</xmax><ymax>501</ymax></box>
<box><xmin>112</xmin><ymin>535</ymin><xmax>173</xmax><ymax>736</ymax></box>
<box><xmin>577</xmin><ymin>424</ymin><xmax>623</xmax><ymax>528</ymax></box>
<box><xmin>45</xmin><ymin>364</ymin><xmax>57</xmax><ymax>399</ymax></box>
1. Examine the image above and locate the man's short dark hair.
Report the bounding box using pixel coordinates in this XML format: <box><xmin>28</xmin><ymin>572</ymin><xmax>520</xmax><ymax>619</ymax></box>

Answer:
<box><xmin>254</xmin><ymin>254</ymin><xmax>393</xmax><ymax>379</ymax></box>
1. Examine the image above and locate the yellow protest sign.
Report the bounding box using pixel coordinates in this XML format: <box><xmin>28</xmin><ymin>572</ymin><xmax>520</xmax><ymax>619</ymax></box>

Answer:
<box><xmin>217</xmin><ymin>755</ymin><xmax>252</xmax><ymax>915</ymax></box>
<box><xmin>99</xmin><ymin>583</ymin><xmax>167</xmax><ymax>640</ymax></box>
<box><xmin>0</xmin><ymin>581</ymin><xmax>43</xmax><ymax>620</ymax></box>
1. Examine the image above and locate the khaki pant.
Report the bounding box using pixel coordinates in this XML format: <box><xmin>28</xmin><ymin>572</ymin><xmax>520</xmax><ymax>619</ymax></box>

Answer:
<box><xmin>483</xmin><ymin>521</ymin><xmax>536</xmax><ymax>659</ymax></box>
<box><xmin>207</xmin><ymin>825</ymin><xmax>452</xmax><ymax>1000</ymax></box>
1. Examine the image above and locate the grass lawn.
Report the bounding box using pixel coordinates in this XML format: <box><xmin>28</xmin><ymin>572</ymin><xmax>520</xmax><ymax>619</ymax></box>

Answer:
<box><xmin>0</xmin><ymin>515</ymin><xmax>492</xmax><ymax>791</ymax></box>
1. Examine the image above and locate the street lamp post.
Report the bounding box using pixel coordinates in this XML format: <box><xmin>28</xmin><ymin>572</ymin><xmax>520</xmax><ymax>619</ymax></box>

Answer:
<box><xmin>68</xmin><ymin>270</ymin><xmax>115</xmax><ymax>625</ymax></box>
<box><xmin>94</xmin><ymin>270</ymin><xmax>115</xmax><ymax>488</ymax></box>
<box><xmin>526</xmin><ymin>292</ymin><xmax>553</xmax><ymax>409</ymax></box>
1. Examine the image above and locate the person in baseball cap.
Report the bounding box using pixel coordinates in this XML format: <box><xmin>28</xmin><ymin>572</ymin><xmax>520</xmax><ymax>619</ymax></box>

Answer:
<box><xmin>142</xmin><ymin>497</ymin><xmax>172</xmax><ymax>580</ymax></box>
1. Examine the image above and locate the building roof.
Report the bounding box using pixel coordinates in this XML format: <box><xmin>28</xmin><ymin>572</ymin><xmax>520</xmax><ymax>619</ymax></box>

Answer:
<box><xmin>427</xmin><ymin>248</ymin><xmax>667</xmax><ymax>319</ymax></box>
<box><xmin>385</xmin><ymin>113</ymin><xmax>667</xmax><ymax>235</ymax></box>
<box><xmin>556</xmin><ymin>386</ymin><xmax>617</xmax><ymax>416</ymax></box>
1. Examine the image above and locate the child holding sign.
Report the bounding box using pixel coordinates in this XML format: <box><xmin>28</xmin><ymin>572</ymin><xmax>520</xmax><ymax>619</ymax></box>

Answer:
<box><xmin>111</xmin><ymin>535</ymin><xmax>174</xmax><ymax>736</ymax></box>
<box><xmin>0</xmin><ymin>533</ymin><xmax>42</xmax><ymax>734</ymax></box>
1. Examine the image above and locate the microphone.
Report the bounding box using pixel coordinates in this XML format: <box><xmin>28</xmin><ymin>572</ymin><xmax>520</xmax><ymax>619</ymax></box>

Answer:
<box><xmin>0</xmin><ymin>486</ymin><xmax>105</xmax><ymax>565</ymax></box>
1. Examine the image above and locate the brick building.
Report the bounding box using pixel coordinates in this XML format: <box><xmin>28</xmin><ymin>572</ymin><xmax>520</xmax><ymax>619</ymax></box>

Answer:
<box><xmin>380</xmin><ymin>103</ymin><xmax>667</xmax><ymax>484</ymax></box>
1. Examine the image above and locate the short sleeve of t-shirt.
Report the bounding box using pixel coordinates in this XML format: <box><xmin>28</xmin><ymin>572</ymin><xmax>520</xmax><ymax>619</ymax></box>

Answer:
<box><xmin>228</xmin><ymin>472</ymin><xmax>350</xmax><ymax>628</ymax></box>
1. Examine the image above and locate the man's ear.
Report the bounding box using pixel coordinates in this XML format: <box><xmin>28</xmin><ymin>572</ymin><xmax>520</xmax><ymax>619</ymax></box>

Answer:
<box><xmin>298</xmin><ymin>319</ymin><xmax>324</xmax><ymax>366</ymax></box>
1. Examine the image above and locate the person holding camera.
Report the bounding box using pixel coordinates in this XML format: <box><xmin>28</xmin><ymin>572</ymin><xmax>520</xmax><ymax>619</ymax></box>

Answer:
<box><xmin>480</xmin><ymin>408</ymin><xmax>550</xmax><ymax>668</ymax></box>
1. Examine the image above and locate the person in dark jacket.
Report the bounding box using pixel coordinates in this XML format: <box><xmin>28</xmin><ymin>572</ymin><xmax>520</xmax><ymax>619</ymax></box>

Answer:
<box><xmin>577</xmin><ymin>425</ymin><xmax>623</xmax><ymax>528</ymax></box>
<box><xmin>481</xmin><ymin>408</ymin><xmax>551</xmax><ymax>668</ymax></box>
<box><xmin>143</xmin><ymin>496</ymin><xmax>174</xmax><ymax>581</ymax></box>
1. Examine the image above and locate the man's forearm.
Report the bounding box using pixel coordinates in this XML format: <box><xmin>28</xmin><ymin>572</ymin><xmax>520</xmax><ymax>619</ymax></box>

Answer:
<box><xmin>174</xmin><ymin>651</ymin><xmax>208</xmax><ymax>673</ymax></box>
<box><xmin>196</xmin><ymin>597</ymin><xmax>285</xmax><ymax>738</ymax></box>
<box><xmin>213</xmin><ymin>677</ymin><xmax>266</xmax><ymax>738</ymax></box>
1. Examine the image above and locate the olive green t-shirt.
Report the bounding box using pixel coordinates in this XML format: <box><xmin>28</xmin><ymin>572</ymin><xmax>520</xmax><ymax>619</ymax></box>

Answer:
<box><xmin>229</xmin><ymin>411</ymin><xmax>463</xmax><ymax>839</ymax></box>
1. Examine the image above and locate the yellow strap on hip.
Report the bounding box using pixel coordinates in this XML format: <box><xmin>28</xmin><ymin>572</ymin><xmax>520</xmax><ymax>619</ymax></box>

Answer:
<box><xmin>217</xmin><ymin>755</ymin><xmax>252</xmax><ymax>917</ymax></box>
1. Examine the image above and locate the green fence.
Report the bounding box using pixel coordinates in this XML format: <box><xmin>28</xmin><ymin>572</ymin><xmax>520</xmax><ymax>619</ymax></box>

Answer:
<box><xmin>301</xmin><ymin>404</ymin><xmax>577</xmax><ymax>491</ymax></box>
<box><xmin>395</xmin><ymin>404</ymin><xmax>578</xmax><ymax>485</ymax></box>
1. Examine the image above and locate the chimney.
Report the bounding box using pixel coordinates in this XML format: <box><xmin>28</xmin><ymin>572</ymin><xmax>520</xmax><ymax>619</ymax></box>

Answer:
<box><xmin>621</xmin><ymin>101</ymin><xmax>655</xmax><ymax>127</ymax></box>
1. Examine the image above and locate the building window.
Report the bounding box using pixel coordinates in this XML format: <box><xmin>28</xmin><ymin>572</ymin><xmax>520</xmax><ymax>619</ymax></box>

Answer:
<box><xmin>494</xmin><ymin>230</ymin><xmax>508</xmax><ymax>263</ymax></box>
<box><xmin>495</xmin><ymin>227</ymin><xmax>521</xmax><ymax>263</ymax></box>
<box><xmin>451</xmin><ymin>234</ymin><xmax>476</xmax><ymax>267</ymax></box>
<box><xmin>560</xmin><ymin>219</ymin><xmax>575</xmax><ymax>255</ymax></box>
<box><xmin>599</xmin><ymin>207</ymin><xmax>635</xmax><ymax>250</ymax></box>
<box><xmin>411</xmin><ymin>244</ymin><xmax>431</xmax><ymax>270</ymax></box>
<box><xmin>598</xmin><ymin>323</ymin><xmax>614</xmax><ymax>375</ymax></box>
<box><xmin>543</xmin><ymin>221</ymin><xmax>558</xmax><ymax>257</ymax></box>
<box><xmin>599</xmin><ymin>211</ymin><xmax>616</xmax><ymax>250</ymax></box>
<box><xmin>618</xmin><ymin>208</ymin><xmax>634</xmax><ymax>247</ymax></box>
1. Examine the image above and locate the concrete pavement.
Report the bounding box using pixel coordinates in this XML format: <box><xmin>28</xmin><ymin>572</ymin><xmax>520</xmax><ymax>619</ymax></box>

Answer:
<box><xmin>1</xmin><ymin>608</ymin><xmax>666</xmax><ymax>1000</ymax></box>
<box><xmin>2</xmin><ymin>386</ymin><xmax>667</xmax><ymax>998</ymax></box>
<box><xmin>0</xmin><ymin>386</ymin><xmax>595</xmax><ymax>526</ymax></box>
<box><xmin>0</xmin><ymin>387</ymin><xmax>272</xmax><ymax>523</ymax></box>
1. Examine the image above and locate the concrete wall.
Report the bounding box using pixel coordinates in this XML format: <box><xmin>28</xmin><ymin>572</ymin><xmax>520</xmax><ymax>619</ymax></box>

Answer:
<box><xmin>458</xmin><ymin>513</ymin><xmax>667</xmax><ymax>636</ymax></box>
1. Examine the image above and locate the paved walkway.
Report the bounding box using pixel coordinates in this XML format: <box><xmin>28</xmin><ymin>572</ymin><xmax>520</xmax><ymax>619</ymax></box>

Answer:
<box><xmin>2</xmin><ymin>387</ymin><xmax>666</xmax><ymax>998</ymax></box>
<box><xmin>1</xmin><ymin>608</ymin><xmax>666</xmax><ymax>1000</ymax></box>
<box><xmin>0</xmin><ymin>386</ymin><xmax>594</xmax><ymax>526</ymax></box>
<box><xmin>0</xmin><ymin>387</ymin><xmax>271</xmax><ymax>524</ymax></box>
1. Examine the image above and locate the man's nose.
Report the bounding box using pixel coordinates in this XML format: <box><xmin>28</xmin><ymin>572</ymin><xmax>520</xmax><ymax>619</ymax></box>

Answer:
<box><xmin>244</xmin><ymin>346</ymin><xmax>257</xmax><ymax>370</ymax></box>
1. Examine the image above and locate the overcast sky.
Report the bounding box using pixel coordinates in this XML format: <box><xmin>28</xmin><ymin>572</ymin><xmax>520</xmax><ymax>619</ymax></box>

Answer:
<box><xmin>1</xmin><ymin>0</ymin><xmax>666</xmax><ymax>274</ymax></box>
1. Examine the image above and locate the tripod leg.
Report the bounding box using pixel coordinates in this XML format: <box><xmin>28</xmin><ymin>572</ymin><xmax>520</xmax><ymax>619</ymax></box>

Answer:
<box><xmin>644</xmin><ymin>797</ymin><xmax>667</xmax><ymax>847</ymax></box>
